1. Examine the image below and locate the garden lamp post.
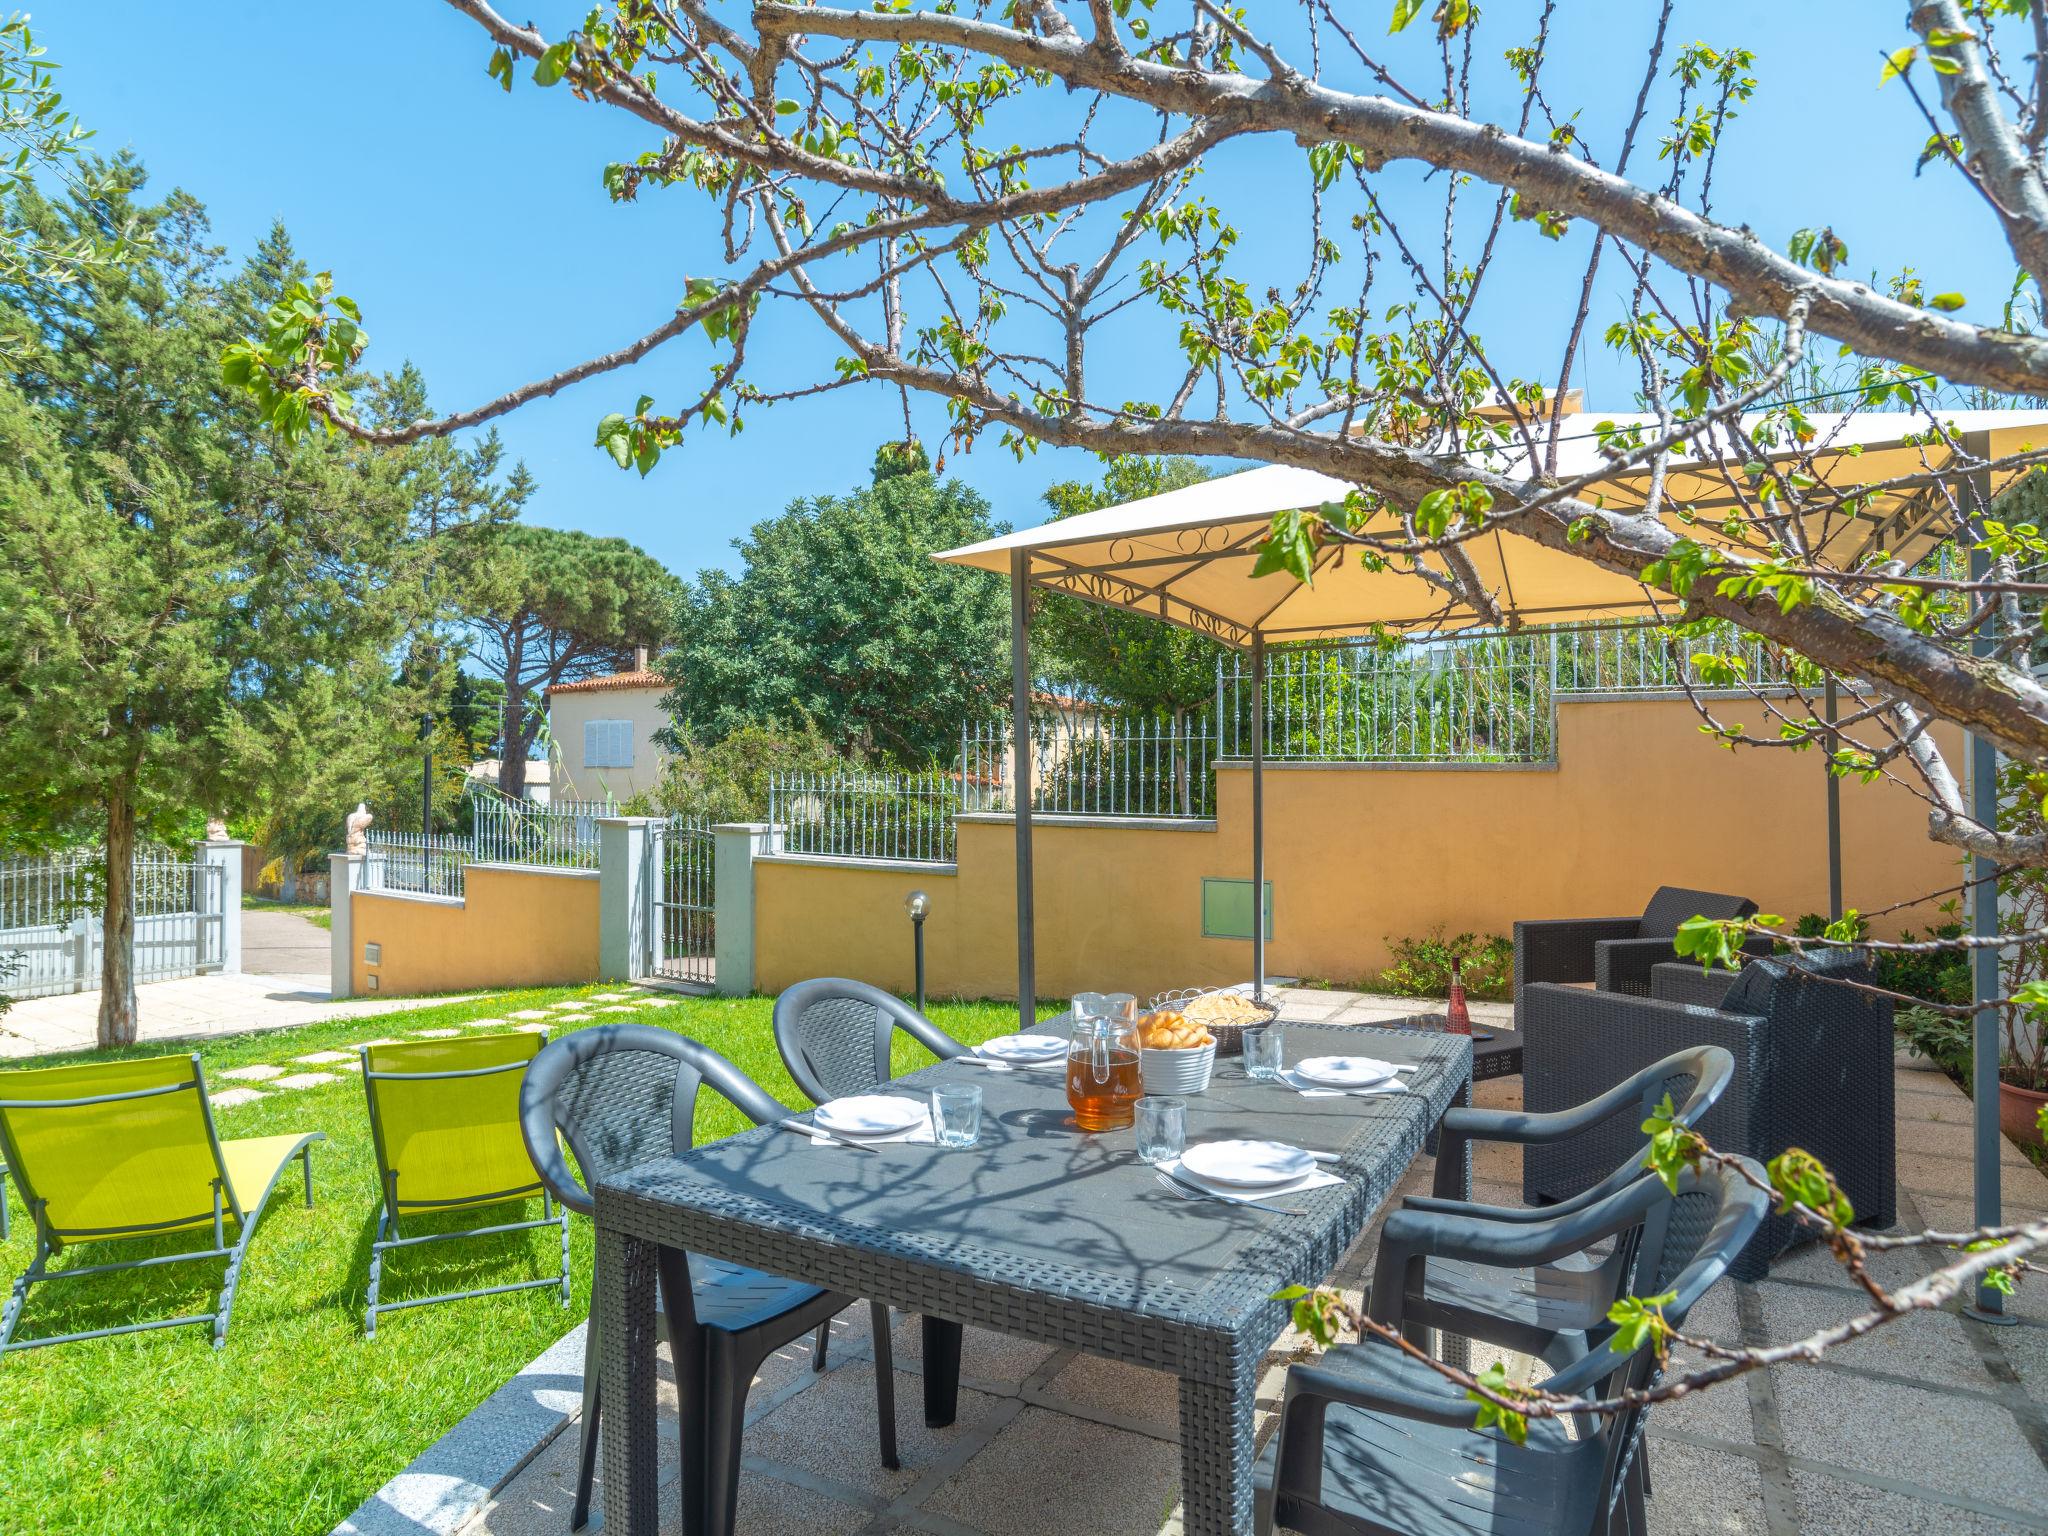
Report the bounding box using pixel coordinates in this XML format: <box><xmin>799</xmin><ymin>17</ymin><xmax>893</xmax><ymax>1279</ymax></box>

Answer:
<box><xmin>906</xmin><ymin>889</ymin><xmax>930</xmax><ymax>1014</ymax></box>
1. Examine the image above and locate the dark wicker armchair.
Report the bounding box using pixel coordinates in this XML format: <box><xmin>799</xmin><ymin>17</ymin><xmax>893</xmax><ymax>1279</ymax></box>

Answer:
<box><xmin>1520</xmin><ymin>949</ymin><xmax>1895</xmax><ymax>1280</ymax></box>
<box><xmin>1512</xmin><ymin>885</ymin><xmax>1767</xmax><ymax>1012</ymax></box>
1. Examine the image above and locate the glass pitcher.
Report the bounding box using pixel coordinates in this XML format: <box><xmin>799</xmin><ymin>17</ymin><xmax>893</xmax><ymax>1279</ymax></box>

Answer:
<box><xmin>1067</xmin><ymin>992</ymin><xmax>1143</xmax><ymax>1132</ymax></box>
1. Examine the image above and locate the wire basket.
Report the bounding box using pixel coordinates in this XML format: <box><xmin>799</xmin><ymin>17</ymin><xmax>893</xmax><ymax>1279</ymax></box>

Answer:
<box><xmin>1146</xmin><ymin>986</ymin><xmax>1278</xmax><ymax>1058</ymax></box>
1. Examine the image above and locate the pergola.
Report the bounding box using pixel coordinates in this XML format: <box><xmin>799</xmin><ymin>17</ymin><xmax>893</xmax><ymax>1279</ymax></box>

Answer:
<box><xmin>935</xmin><ymin>407</ymin><xmax>2048</xmax><ymax>1319</ymax></box>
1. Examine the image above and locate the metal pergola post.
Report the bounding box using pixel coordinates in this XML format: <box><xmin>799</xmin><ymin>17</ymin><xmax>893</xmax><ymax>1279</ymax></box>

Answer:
<box><xmin>1963</xmin><ymin>433</ymin><xmax>2010</xmax><ymax>1325</ymax></box>
<box><xmin>1011</xmin><ymin>550</ymin><xmax>1035</xmax><ymax>1030</ymax></box>
<box><xmin>1824</xmin><ymin>676</ymin><xmax>1843</xmax><ymax>922</ymax></box>
<box><xmin>1251</xmin><ymin>630</ymin><xmax>1266</xmax><ymax>1002</ymax></box>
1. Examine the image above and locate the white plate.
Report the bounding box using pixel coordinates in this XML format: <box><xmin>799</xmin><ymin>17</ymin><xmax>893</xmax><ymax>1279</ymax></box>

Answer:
<box><xmin>1292</xmin><ymin>1055</ymin><xmax>1399</xmax><ymax>1089</ymax></box>
<box><xmin>813</xmin><ymin>1095</ymin><xmax>928</xmax><ymax>1137</ymax></box>
<box><xmin>977</xmin><ymin>1033</ymin><xmax>1068</xmax><ymax>1063</ymax></box>
<box><xmin>1180</xmin><ymin>1139</ymin><xmax>1316</xmax><ymax>1189</ymax></box>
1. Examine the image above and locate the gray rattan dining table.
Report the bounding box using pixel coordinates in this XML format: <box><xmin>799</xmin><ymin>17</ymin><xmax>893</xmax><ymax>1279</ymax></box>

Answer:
<box><xmin>592</xmin><ymin>1022</ymin><xmax>1473</xmax><ymax>1536</ymax></box>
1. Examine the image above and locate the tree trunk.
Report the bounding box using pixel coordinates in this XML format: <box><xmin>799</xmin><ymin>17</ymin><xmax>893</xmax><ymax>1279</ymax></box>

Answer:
<box><xmin>281</xmin><ymin>857</ymin><xmax>298</xmax><ymax>903</ymax></box>
<box><xmin>98</xmin><ymin>792</ymin><xmax>138</xmax><ymax>1048</ymax></box>
<box><xmin>499</xmin><ymin>661</ymin><xmax>529</xmax><ymax>801</ymax></box>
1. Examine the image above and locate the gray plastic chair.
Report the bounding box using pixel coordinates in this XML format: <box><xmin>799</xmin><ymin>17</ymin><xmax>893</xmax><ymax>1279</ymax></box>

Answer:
<box><xmin>772</xmin><ymin>976</ymin><xmax>969</xmax><ymax>1105</ymax></box>
<box><xmin>772</xmin><ymin>977</ymin><xmax>969</xmax><ymax>1374</ymax></box>
<box><xmin>1257</xmin><ymin>1156</ymin><xmax>1770</xmax><ymax>1536</ymax></box>
<box><xmin>1385</xmin><ymin>1046</ymin><xmax>1734</xmax><ymax>1369</ymax></box>
<box><xmin>519</xmin><ymin>1025</ymin><xmax>898</xmax><ymax>1533</ymax></box>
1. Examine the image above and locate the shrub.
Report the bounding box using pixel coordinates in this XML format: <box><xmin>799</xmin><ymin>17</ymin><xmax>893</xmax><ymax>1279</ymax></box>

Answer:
<box><xmin>1378</xmin><ymin>927</ymin><xmax>1514</xmax><ymax>1002</ymax></box>
<box><xmin>1895</xmin><ymin>1003</ymin><xmax>1972</xmax><ymax>1075</ymax></box>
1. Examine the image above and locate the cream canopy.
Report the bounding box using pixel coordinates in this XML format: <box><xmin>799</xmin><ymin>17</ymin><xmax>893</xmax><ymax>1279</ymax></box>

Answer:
<box><xmin>933</xmin><ymin>410</ymin><xmax>2048</xmax><ymax>646</ymax></box>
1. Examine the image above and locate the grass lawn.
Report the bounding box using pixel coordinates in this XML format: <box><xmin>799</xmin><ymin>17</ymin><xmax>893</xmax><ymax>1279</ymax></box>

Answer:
<box><xmin>0</xmin><ymin>985</ymin><xmax>1049</xmax><ymax>1536</ymax></box>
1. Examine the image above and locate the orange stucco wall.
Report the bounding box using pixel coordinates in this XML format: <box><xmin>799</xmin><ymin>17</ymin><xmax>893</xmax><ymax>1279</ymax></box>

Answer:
<box><xmin>753</xmin><ymin>697</ymin><xmax>1963</xmax><ymax>1002</ymax></box>
<box><xmin>351</xmin><ymin>863</ymin><xmax>601</xmax><ymax>996</ymax></box>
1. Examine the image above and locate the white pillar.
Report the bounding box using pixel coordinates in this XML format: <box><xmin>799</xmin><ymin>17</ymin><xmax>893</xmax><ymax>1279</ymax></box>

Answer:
<box><xmin>196</xmin><ymin>838</ymin><xmax>245</xmax><ymax>975</ymax></box>
<box><xmin>713</xmin><ymin>822</ymin><xmax>783</xmax><ymax>997</ymax></box>
<box><xmin>329</xmin><ymin>852</ymin><xmax>361</xmax><ymax>1000</ymax></box>
<box><xmin>599</xmin><ymin>817</ymin><xmax>659</xmax><ymax>981</ymax></box>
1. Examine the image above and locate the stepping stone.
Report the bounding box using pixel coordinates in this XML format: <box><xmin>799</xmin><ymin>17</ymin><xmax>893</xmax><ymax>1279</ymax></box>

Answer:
<box><xmin>596</xmin><ymin>1004</ymin><xmax>644</xmax><ymax>1014</ymax></box>
<box><xmin>270</xmin><ymin>1072</ymin><xmax>336</xmax><ymax>1091</ymax></box>
<box><xmin>354</xmin><ymin>1038</ymin><xmax>401</xmax><ymax>1049</ymax></box>
<box><xmin>551</xmin><ymin>1012</ymin><xmax>592</xmax><ymax>1023</ymax></box>
<box><xmin>295</xmin><ymin>1050</ymin><xmax>353</xmax><ymax>1065</ymax></box>
<box><xmin>210</xmin><ymin>1088</ymin><xmax>267</xmax><ymax>1109</ymax></box>
<box><xmin>510</xmin><ymin>1010</ymin><xmax>551</xmax><ymax>1021</ymax></box>
<box><xmin>512</xmin><ymin>1022</ymin><xmax>551</xmax><ymax>1034</ymax></box>
<box><xmin>463</xmin><ymin>1018</ymin><xmax>508</xmax><ymax>1029</ymax></box>
<box><xmin>219</xmin><ymin>1064</ymin><xmax>285</xmax><ymax>1082</ymax></box>
<box><xmin>589</xmin><ymin>992</ymin><xmax>635</xmax><ymax>1001</ymax></box>
<box><xmin>410</xmin><ymin>1028</ymin><xmax>461</xmax><ymax>1039</ymax></box>
<box><xmin>549</xmin><ymin>1000</ymin><xmax>589</xmax><ymax>1011</ymax></box>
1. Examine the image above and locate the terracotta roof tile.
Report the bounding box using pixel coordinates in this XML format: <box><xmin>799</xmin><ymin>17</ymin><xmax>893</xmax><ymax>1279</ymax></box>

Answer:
<box><xmin>545</xmin><ymin>670</ymin><xmax>666</xmax><ymax>697</ymax></box>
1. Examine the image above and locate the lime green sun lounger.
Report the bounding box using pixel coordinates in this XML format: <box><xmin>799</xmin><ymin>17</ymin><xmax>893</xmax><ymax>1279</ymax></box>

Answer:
<box><xmin>0</xmin><ymin>1054</ymin><xmax>323</xmax><ymax>1355</ymax></box>
<box><xmin>360</xmin><ymin>1032</ymin><xmax>569</xmax><ymax>1337</ymax></box>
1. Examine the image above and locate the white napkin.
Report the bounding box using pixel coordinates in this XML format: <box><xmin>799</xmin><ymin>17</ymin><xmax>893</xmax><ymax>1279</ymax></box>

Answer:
<box><xmin>1278</xmin><ymin>1067</ymin><xmax>1411</xmax><ymax>1100</ymax></box>
<box><xmin>810</xmin><ymin>1103</ymin><xmax>938</xmax><ymax>1146</ymax></box>
<box><xmin>1158</xmin><ymin>1157</ymin><xmax>1346</xmax><ymax>1203</ymax></box>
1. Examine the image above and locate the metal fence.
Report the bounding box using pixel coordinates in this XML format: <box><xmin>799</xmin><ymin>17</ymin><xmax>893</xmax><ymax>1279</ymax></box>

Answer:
<box><xmin>959</xmin><ymin>714</ymin><xmax>1218</xmax><ymax>818</ymax></box>
<box><xmin>0</xmin><ymin>846</ymin><xmax>225</xmax><ymax>998</ymax></box>
<box><xmin>1218</xmin><ymin>621</ymin><xmax>1790</xmax><ymax>763</ymax></box>
<box><xmin>770</xmin><ymin>770</ymin><xmax>962</xmax><ymax>864</ymax></box>
<box><xmin>467</xmin><ymin>785</ymin><xmax>609</xmax><ymax>869</ymax></box>
<box><xmin>361</xmin><ymin>833</ymin><xmax>468</xmax><ymax>898</ymax></box>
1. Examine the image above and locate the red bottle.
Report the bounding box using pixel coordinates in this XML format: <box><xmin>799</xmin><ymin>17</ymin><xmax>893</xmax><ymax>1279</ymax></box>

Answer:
<box><xmin>1445</xmin><ymin>956</ymin><xmax>1472</xmax><ymax>1035</ymax></box>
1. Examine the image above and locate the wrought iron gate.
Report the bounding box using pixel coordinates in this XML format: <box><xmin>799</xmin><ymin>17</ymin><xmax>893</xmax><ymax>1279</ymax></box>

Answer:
<box><xmin>649</xmin><ymin>817</ymin><xmax>715</xmax><ymax>988</ymax></box>
<box><xmin>1</xmin><ymin>847</ymin><xmax>226</xmax><ymax>999</ymax></box>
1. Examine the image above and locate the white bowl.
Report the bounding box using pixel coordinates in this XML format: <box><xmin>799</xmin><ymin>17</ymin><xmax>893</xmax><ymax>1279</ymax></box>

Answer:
<box><xmin>1140</xmin><ymin>1041</ymin><xmax>1216</xmax><ymax>1095</ymax></box>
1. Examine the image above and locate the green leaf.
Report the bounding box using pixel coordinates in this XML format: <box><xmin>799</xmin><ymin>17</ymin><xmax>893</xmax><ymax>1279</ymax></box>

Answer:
<box><xmin>1389</xmin><ymin>0</ymin><xmax>1426</xmax><ymax>34</ymax></box>
<box><xmin>595</xmin><ymin>412</ymin><xmax>633</xmax><ymax>469</ymax></box>
<box><xmin>776</xmin><ymin>98</ymin><xmax>802</xmax><ymax>115</ymax></box>
<box><xmin>1879</xmin><ymin>45</ymin><xmax>1917</xmax><ymax>86</ymax></box>
<box><xmin>1466</xmin><ymin>1361</ymin><xmax>1529</xmax><ymax>1445</ymax></box>
<box><xmin>533</xmin><ymin>40</ymin><xmax>574</xmax><ymax>88</ymax></box>
<box><xmin>487</xmin><ymin>46</ymin><xmax>514</xmax><ymax>92</ymax></box>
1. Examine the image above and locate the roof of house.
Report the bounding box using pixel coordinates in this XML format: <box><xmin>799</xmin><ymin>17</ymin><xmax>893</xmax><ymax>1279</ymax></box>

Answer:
<box><xmin>545</xmin><ymin>669</ymin><xmax>665</xmax><ymax>697</ymax></box>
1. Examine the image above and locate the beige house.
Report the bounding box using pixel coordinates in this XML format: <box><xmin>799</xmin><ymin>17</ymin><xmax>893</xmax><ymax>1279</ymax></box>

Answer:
<box><xmin>545</xmin><ymin>652</ymin><xmax>670</xmax><ymax>801</ymax></box>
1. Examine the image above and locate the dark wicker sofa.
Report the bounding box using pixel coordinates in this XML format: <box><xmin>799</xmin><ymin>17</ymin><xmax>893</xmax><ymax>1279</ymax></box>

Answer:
<box><xmin>1512</xmin><ymin>884</ymin><xmax>1768</xmax><ymax>1013</ymax></box>
<box><xmin>1519</xmin><ymin>948</ymin><xmax>1895</xmax><ymax>1279</ymax></box>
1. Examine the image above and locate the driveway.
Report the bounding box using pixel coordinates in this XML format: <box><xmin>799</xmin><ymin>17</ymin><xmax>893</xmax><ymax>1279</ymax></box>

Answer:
<box><xmin>243</xmin><ymin>906</ymin><xmax>332</xmax><ymax>975</ymax></box>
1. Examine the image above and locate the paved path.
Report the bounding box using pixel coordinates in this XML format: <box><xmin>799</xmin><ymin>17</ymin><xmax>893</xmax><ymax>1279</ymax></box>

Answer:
<box><xmin>0</xmin><ymin>970</ymin><xmax>480</xmax><ymax>1058</ymax></box>
<box><xmin>454</xmin><ymin>1014</ymin><xmax>2048</xmax><ymax>1536</ymax></box>
<box><xmin>243</xmin><ymin>906</ymin><xmax>332</xmax><ymax>975</ymax></box>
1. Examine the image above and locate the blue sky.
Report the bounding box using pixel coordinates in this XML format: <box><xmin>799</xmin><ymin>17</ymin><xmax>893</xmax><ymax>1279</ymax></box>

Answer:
<box><xmin>40</xmin><ymin>3</ymin><xmax>2015</xmax><ymax>581</ymax></box>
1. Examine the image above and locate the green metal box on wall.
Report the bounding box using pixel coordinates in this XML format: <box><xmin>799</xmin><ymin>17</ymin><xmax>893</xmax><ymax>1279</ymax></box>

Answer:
<box><xmin>1201</xmin><ymin>877</ymin><xmax>1273</xmax><ymax>940</ymax></box>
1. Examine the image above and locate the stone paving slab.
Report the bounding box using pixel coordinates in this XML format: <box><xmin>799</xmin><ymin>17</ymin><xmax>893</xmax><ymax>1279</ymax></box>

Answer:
<box><xmin>209</xmin><ymin>1087</ymin><xmax>267</xmax><ymax>1110</ymax></box>
<box><xmin>0</xmin><ymin>970</ymin><xmax>487</xmax><ymax>1059</ymax></box>
<box><xmin>219</xmin><ymin>1064</ymin><xmax>286</xmax><ymax>1082</ymax></box>
<box><xmin>270</xmin><ymin>1071</ymin><xmax>336</xmax><ymax>1091</ymax></box>
<box><xmin>450</xmin><ymin>1003</ymin><xmax>2048</xmax><ymax>1536</ymax></box>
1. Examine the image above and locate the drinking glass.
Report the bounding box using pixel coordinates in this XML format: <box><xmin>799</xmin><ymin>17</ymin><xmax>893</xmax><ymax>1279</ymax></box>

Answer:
<box><xmin>1243</xmin><ymin>1025</ymin><xmax>1284</xmax><ymax>1082</ymax></box>
<box><xmin>1135</xmin><ymin>1095</ymin><xmax>1187</xmax><ymax>1166</ymax></box>
<box><xmin>931</xmin><ymin>1083</ymin><xmax>982</xmax><ymax>1148</ymax></box>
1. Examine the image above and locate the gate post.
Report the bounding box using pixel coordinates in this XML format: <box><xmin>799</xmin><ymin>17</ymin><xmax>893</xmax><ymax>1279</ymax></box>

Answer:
<box><xmin>330</xmin><ymin>851</ymin><xmax>362</xmax><ymax>1000</ymax></box>
<box><xmin>713</xmin><ymin>822</ymin><xmax>783</xmax><ymax>997</ymax></box>
<box><xmin>599</xmin><ymin>817</ymin><xmax>658</xmax><ymax>982</ymax></box>
<box><xmin>196</xmin><ymin>837</ymin><xmax>245</xmax><ymax>975</ymax></box>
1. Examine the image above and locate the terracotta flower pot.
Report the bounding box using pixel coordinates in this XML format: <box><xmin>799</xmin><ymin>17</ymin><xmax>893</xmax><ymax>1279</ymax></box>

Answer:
<box><xmin>1999</xmin><ymin>1078</ymin><xmax>2048</xmax><ymax>1152</ymax></box>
